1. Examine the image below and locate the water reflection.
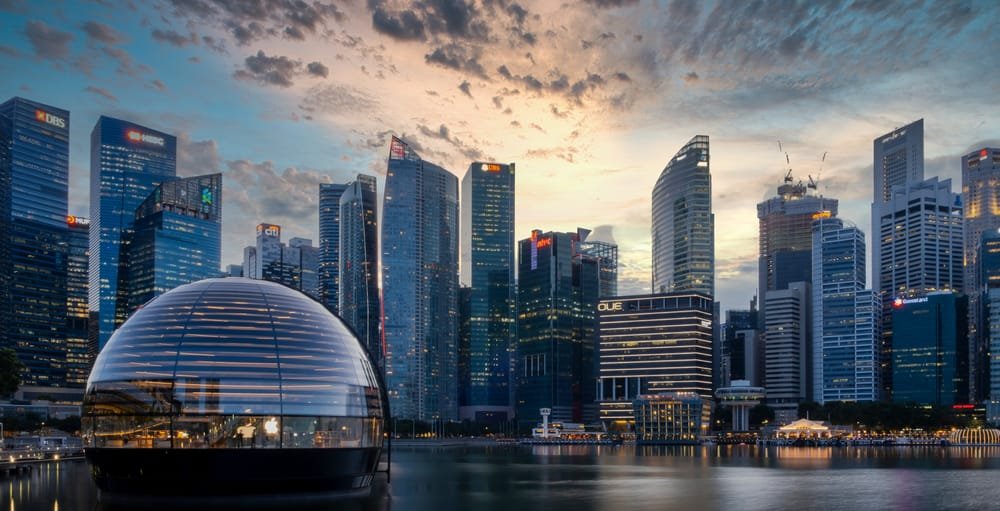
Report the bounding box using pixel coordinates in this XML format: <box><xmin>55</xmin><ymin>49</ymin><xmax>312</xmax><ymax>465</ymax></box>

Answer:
<box><xmin>7</xmin><ymin>446</ymin><xmax>1000</xmax><ymax>511</ymax></box>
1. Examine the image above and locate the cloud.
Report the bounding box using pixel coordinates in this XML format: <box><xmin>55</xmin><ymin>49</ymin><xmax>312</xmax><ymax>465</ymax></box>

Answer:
<box><xmin>583</xmin><ymin>0</ymin><xmax>639</xmax><ymax>8</ymax></box>
<box><xmin>83</xmin><ymin>85</ymin><xmax>117</xmax><ymax>102</ymax></box>
<box><xmin>424</xmin><ymin>43</ymin><xmax>487</xmax><ymax>77</ymax></box>
<box><xmin>24</xmin><ymin>20</ymin><xmax>73</xmax><ymax>60</ymax></box>
<box><xmin>306</xmin><ymin>61</ymin><xmax>329</xmax><ymax>78</ymax></box>
<box><xmin>164</xmin><ymin>0</ymin><xmax>343</xmax><ymax>45</ymax></box>
<box><xmin>684</xmin><ymin>71</ymin><xmax>699</xmax><ymax>82</ymax></box>
<box><xmin>102</xmin><ymin>46</ymin><xmax>150</xmax><ymax>77</ymax></box>
<box><xmin>151</xmin><ymin>79</ymin><xmax>167</xmax><ymax>91</ymax></box>
<box><xmin>370</xmin><ymin>3</ymin><xmax>425</xmax><ymax>41</ymax></box>
<box><xmin>151</xmin><ymin>28</ymin><xmax>196</xmax><ymax>47</ymax></box>
<box><xmin>458</xmin><ymin>80</ymin><xmax>472</xmax><ymax>97</ymax></box>
<box><xmin>81</xmin><ymin>21</ymin><xmax>124</xmax><ymax>44</ymax></box>
<box><xmin>177</xmin><ymin>132</ymin><xmax>221</xmax><ymax>176</ymax></box>
<box><xmin>235</xmin><ymin>50</ymin><xmax>328</xmax><ymax>87</ymax></box>
<box><xmin>416</xmin><ymin>123</ymin><xmax>484</xmax><ymax>161</ymax></box>
<box><xmin>299</xmin><ymin>83</ymin><xmax>378</xmax><ymax>115</ymax></box>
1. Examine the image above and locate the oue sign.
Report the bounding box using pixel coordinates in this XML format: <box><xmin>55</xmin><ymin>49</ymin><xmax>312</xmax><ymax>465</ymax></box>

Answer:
<box><xmin>598</xmin><ymin>302</ymin><xmax>623</xmax><ymax>312</ymax></box>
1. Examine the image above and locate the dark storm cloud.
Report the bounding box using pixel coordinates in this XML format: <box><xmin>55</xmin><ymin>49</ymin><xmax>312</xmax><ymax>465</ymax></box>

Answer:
<box><xmin>152</xmin><ymin>28</ymin><xmax>196</xmax><ymax>47</ymax></box>
<box><xmin>425</xmin><ymin>43</ymin><xmax>486</xmax><ymax>77</ymax></box>
<box><xmin>84</xmin><ymin>85</ymin><xmax>118</xmax><ymax>102</ymax></box>
<box><xmin>307</xmin><ymin>61</ymin><xmax>329</xmax><ymax>77</ymax></box>
<box><xmin>370</xmin><ymin>3</ymin><xmax>426</xmax><ymax>41</ymax></box>
<box><xmin>82</xmin><ymin>21</ymin><xmax>124</xmax><ymax>44</ymax></box>
<box><xmin>24</xmin><ymin>20</ymin><xmax>73</xmax><ymax>60</ymax></box>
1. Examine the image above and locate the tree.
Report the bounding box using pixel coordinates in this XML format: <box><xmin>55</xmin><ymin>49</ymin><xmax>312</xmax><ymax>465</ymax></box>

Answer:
<box><xmin>0</xmin><ymin>348</ymin><xmax>25</xmax><ymax>398</ymax></box>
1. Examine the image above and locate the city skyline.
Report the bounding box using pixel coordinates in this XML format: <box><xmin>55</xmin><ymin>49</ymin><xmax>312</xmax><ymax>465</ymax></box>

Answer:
<box><xmin>0</xmin><ymin>1</ymin><xmax>998</xmax><ymax>311</ymax></box>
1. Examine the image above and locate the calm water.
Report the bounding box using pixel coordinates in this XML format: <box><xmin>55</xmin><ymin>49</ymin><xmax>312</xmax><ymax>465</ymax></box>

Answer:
<box><xmin>5</xmin><ymin>445</ymin><xmax>1000</xmax><ymax>510</ymax></box>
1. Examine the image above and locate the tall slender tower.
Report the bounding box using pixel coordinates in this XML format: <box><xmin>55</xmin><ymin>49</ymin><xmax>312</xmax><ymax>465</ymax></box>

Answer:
<box><xmin>90</xmin><ymin>116</ymin><xmax>176</xmax><ymax>351</ymax></box>
<box><xmin>459</xmin><ymin>162</ymin><xmax>515</xmax><ymax>422</ymax></box>
<box><xmin>0</xmin><ymin>97</ymin><xmax>70</xmax><ymax>387</ymax></box>
<box><xmin>652</xmin><ymin>135</ymin><xmax>713</xmax><ymax>296</ymax></box>
<box><xmin>319</xmin><ymin>183</ymin><xmax>348</xmax><ymax>313</ymax></box>
<box><xmin>382</xmin><ymin>137</ymin><xmax>459</xmax><ymax>421</ymax></box>
<box><xmin>963</xmin><ymin>147</ymin><xmax>1000</xmax><ymax>401</ymax></box>
<box><xmin>339</xmin><ymin>174</ymin><xmax>380</xmax><ymax>369</ymax></box>
<box><xmin>872</xmin><ymin>119</ymin><xmax>924</xmax><ymax>293</ymax></box>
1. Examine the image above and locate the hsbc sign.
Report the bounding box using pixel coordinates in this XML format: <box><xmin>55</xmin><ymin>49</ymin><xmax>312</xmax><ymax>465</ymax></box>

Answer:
<box><xmin>127</xmin><ymin>129</ymin><xmax>165</xmax><ymax>146</ymax></box>
<box><xmin>34</xmin><ymin>109</ymin><xmax>66</xmax><ymax>129</ymax></box>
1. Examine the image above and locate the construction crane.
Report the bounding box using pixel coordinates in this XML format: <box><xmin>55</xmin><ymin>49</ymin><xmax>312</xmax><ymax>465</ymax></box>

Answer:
<box><xmin>778</xmin><ymin>140</ymin><xmax>793</xmax><ymax>183</ymax></box>
<box><xmin>807</xmin><ymin>151</ymin><xmax>827</xmax><ymax>192</ymax></box>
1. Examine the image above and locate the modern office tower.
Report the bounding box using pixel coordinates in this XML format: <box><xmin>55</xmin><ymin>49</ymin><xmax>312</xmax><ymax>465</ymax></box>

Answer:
<box><xmin>765</xmin><ymin>281</ymin><xmax>810</xmax><ymax>424</ymax></box>
<box><xmin>651</xmin><ymin>135</ymin><xmax>714</xmax><ymax>296</ymax></box>
<box><xmin>226</xmin><ymin>264</ymin><xmax>243</xmax><ymax>277</ymax></box>
<box><xmin>90</xmin><ymin>116</ymin><xmax>177</xmax><ymax>350</ymax></box>
<box><xmin>579</xmin><ymin>238</ymin><xmax>619</xmax><ymax>297</ymax></box>
<box><xmin>724</xmin><ymin>300</ymin><xmax>760</xmax><ymax>386</ymax></box>
<box><xmin>632</xmin><ymin>392</ymin><xmax>710</xmax><ymax>444</ymax></box>
<box><xmin>116</xmin><ymin>174</ymin><xmax>222</xmax><ymax>319</ymax></box>
<box><xmin>878</xmin><ymin>177</ymin><xmax>963</xmax><ymax>399</ymax></box>
<box><xmin>318</xmin><ymin>183</ymin><xmax>349</xmax><ymax>313</ymax></box>
<box><xmin>338</xmin><ymin>174</ymin><xmax>380</xmax><ymax>367</ymax></box>
<box><xmin>289</xmin><ymin>237</ymin><xmax>320</xmax><ymax>299</ymax></box>
<box><xmin>757</xmin><ymin>173</ymin><xmax>837</xmax><ymax>392</ymax></box>
<box><xmin>0</xmin><ymin>97</ymin><xmax>70</xmax><ymax>387</ymax></box>
<box><xmin>459</xmin><ymin>162</ymin><xmax>516</xmax><ymax>423</ymax></box>
<box><xmin>963</xmin><ymin>147</ymin><xmax>1000</xmax><ymax>401</ymax></box>
<box><xmin>892</xmin><ymin>292</ymin><xmax>969</xmax><ymax>406</ymax></box>
<box><xmin>983</xmin><ymin>231</ymin><xmax>1000</xmax><ymax>403</ymax></box>
<box><xmin>66</xmin><ymin>216</ymin><xmax>92</xmax><ymax>387</ymax></box>
<box><xmin>595</xmin><ymin>293</ymin><xmax>713</xmax><ymax>430</ymax></box>
<box><xmin>811</xmin><ymin>218</ymin><xmax>879</xmax><ymax>404</ymax></box>
<box><xmin>382</xmin><ymin>137</ymin><xmax>459</xmax><ymax>422</ymax></box>
<box><xmin>516</xmin><ymin>228</ymin><xmax>607</xmax><ymax>426</ymax></box>
<box><xmin>458</xmin><ymin>286</ymin><xmax>472</xmax><ymax>410</ymax></box>
<box><xmin>872</xmin><ymin>118</ymin><xmax>924</xmax><ymax>275</ymax></box>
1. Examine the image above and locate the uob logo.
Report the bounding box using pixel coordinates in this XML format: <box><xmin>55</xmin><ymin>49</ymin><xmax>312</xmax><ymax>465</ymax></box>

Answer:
<box><xmin>34</xmin><ymin>109</ymin><xmax>66</xmax><ymax>129</ymax></box>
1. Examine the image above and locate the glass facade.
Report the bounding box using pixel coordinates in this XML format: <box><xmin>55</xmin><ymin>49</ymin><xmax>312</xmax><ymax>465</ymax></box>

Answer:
<box><xmin>632</xmin><ymin>393</ymin><xmax>709</xmax><ymax>444</ymax></box>
<box><xmin>596</xmin><ymin>293</ymin><xmax>714</xmax><ymax>429</ymax></box>
<box><xmin>764</xmin><ymin>281</ymin><xmax>809</xmax><ymax>423</ymax></box>
<box><xmin>891</xmin><ymin>292</ymin><xmax>968</xmax><ymax>406</ymax></box>
<box><xmin>651</xmin><ymin>135</ymin><xmax>713</xmax><ymax>296</ymax></box>
<box><xmin>116</xmin><ymin>174</ymin><xmax>222</xmax><ymax>319</ymax></box>
<box><xmin>0</xmin><ymin>97</ymin><xmax>70</xmax><ymax>387</ymax></box>
<box><xmin>982</xmin><ymin>230</ymin><xmax>1000</xmax><ymax>401</ymax></box>
<box><xmin>516</xmin><ymin>228</ymin><xmax>607</xmax><ymax>425</ymax></box>
<box><xmin>82</xmin><ymin>278</ymin><xmax>384</xmax><ymax>450</ymax></box>
<box><xmin>382</xmin><ymin>137</ymin><xmax>459</xmax><ymax>421</ymax></box>
<box><xmin>66</xmin><ymin>216</ymin><xmax>92</xmax><ymax>386</ymax></box>
<box><xmin>90</xmin><ymin>116</ymin><xmax>177</xmax><ymax>350</ymax></box>
<box><xmin>338</xmin><ymin>175</ymin><xmax>380</xmax><ymax>370</ymax></box>
<box><xmin>963</xmin><ymin>147</ymin><xmax>1000</xmax><ymax>401</ymax></box>
<box><xmin>459</xmin><ymin>162</ymin><xmax>515</xmax><ymax>420</ymax></box>
<box><xmin>318</xmin><ymin>183</ymin><xmax>348</xmax><ymax>313</ymax></box>
<box><xmin>811</xmin><ymin>218</ymin><xmax>879</xmax><ymax>404</ymax></box>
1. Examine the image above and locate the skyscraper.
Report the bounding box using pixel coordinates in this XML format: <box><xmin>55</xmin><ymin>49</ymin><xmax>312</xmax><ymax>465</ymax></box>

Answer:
<box><xmin>872</xmin><ymin>119</ymin><xmax>924</xmax><ymax>294</ymax></box>
<box><xmin>596</xmin><ymin>293</ymin><xmax>713</xmax><ymax>429</ymax></box>
<box><xmin>116</xmin><ymin>174</ymin><xmax>222</xmax><ymax>319</ymax></box>
<box><xmin>757</xmin><ymin>173</ymin><xmax>837</xmax><ymax>395</ymax></box>
<box><xmin>242</xmin><ymin>224</ymin><xmax>320</xmax><ymax>299</ymax></box>
<box><xmin>516</xmin><ymin>228</ymin><xmax>608</xmax><ymax>426</ymax></box>
<box><xmin>811</xmin><ymin>218</ymin><xmax>879</xmax><ymax>404</ymax></box>
<box><xmin>338</xmin><ymin>174</ymin><xmax>380</xmax><ymax>367</ymax></box>
<box><xmin>66</xmin><ymin>215</ymin><xmax>91</xmax><ymax>387</ymax></box>
<box><xmin>723</xmin><ymin>300</ymin><xmax>760</xmax><ymax>386</ymax></box>
<box><xmin>90</xmin><ymin>116</ymin><xmax>177</xmax><ymax>350</ymax></box>
<box><xmin>892</xmin><ymin>292</ymin><xmax>968</xmax><ymax>406</ymax></box>
<box><xmin>764</xmin><ymin>281</ymin><xmax>810</xmax><ymax>423</ymax></box>
<box><xmin>318</xmin><ymin>183</ymin><xmax>348</xmax><ymax>313</ymax></box>
<box><xmin>289</xmin><ymin>237</ymin><xmax>320</xmax><ymax>299</ymax></box>
<box><xmin>652</xmin><ymin>135</ymin><xmax>713</xmax><ymax>296</ymax></box>
<box><xmin>0</xmin><ymin>97</ymin><xmax>70</xmax><ymax>387</ymax></box>
<box><xmin>878</xmin><ymin>177</ymin><xmax>963</xmax><ymax>399</ymax></box>
<box><xmin>962</xmin><ymin>147</ymin><xmax>1000</xmax><ymax>401</ymax></box>
<box><xmin>459</xmin><ymin>162</ymin><xmax>515</xmax><ymax>422</ymax></box>
<box><xmin>382</xmin><ymin>137</ymin><xmax>459</xmax><ymax>421</ymax></box>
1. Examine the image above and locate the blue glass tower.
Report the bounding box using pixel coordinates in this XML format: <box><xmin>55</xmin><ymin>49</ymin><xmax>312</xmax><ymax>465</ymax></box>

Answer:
<box><xmin>116</xmin><ymin>174</ymin><xmax>222</xmax><ymax>319</ymax></box>
<box><xmin>319</xmin><ymin>183</ymin><xmax>348</xmax><ymax>313</ymax></box>
<box><xmin>811</xmin><ymin>218</ymin><xmax>879</xmax><ymax>403</ymax></box>
<box><xmin>89</xmin><ymin>116</ymin><xmax>176</xmax><ymax>350</ymax></box>
<box><xmin>66</xmin><ymin>215</ymin><xmax>92</xmax><ymax>387</ymax></box>
<box><xmin>381</xmin><ymin>137</ymin><xmax>459</xmax><ymax>421</ymax></box>
<box><xmin>892</xmin><ymin>292</ymin><xmax>968</xmax><ymax>406</ymax></box>
<box><xmin>0</xmin><ymin>97</ymin><xmax>70</xmax><ymax>387</ymax></box>
<box><xmin>339</xmin><ymin>175</ymin><xmax>380</xmax><ymax>370</ymax></box>
<box><xmin>459</xmin><ymin>162</ymin><xmax>515</xmax><ymax>423</ymax></box>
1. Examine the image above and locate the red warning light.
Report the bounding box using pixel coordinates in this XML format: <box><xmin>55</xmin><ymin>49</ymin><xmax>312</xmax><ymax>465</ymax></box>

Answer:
<box><xmin>892</xmin><ymin>297</ymin><xmax>904</xmax><ymax>309</ymax></box>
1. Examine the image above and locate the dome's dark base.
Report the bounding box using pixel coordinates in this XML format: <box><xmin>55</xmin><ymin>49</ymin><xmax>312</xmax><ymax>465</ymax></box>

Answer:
<box><xmin>86</xmin><ymin>447</ymin><xmax>382</xmax><ymax>496</ymax></box>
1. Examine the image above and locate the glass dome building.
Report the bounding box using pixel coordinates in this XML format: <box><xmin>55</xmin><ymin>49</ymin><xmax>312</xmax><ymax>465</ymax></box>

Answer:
<box><xmin>82</xmin><ymin>278</ymin><xmax>386</xmax><ymax>496</ymax></box>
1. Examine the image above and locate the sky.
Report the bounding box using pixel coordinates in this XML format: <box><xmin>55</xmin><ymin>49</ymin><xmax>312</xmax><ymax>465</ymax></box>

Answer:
<box><xmin>1</xmin><ymin>0</ymin><xmax>998</xmax><ymax>312</ymax></box>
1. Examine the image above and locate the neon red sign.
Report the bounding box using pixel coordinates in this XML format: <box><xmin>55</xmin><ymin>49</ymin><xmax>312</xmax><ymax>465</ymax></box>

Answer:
<box><xmin>536</xmin><ymin>238</ymin><xmax>551</xmax><ymax>249</ymax></box>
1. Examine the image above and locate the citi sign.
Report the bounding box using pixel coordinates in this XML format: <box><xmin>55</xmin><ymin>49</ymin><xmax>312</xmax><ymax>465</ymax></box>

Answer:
<box><xmin>126</xmin><ymin>129</ymin><xmax>166</xmax><ymax>147</ymax></box>
<box><xmin>257</xmin><ymin>224</ymin><xmax>280</xmax><ymax>237</ymax></box>
<box><xmin>34</xmin><ymin>109</ymin><xmax>66</xmax><ymax>129</ymax></box>
<box><xmin>597</xmin><ymin>302</ymin><xmax>623</xmax><ymax>312</ymax></box>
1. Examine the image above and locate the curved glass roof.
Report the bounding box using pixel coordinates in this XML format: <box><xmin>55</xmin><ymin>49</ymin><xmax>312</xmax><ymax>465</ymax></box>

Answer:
<box><xmin>86</xmin><ymin>278</ymin><xmax>382</xmax><ymax>418</ymax></box>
